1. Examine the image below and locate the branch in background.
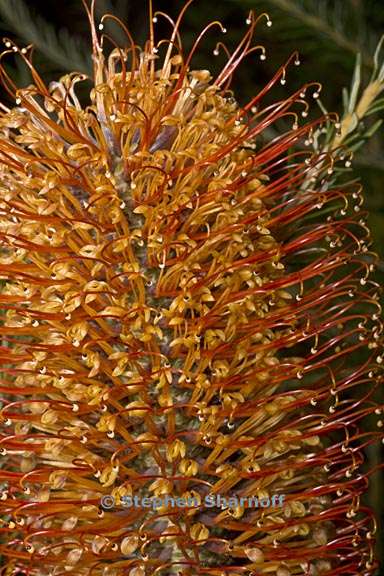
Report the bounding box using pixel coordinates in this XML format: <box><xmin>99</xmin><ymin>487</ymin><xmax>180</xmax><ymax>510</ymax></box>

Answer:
<box><xmin>268</xmin><ymin>0</ymin><xmax>375</xmax><ymax>68</ymax></box>
<box><xmin>262</xmin><ymin>37</ymin><xmax>384</xmax><ymax>170</ymax></box>
<box><xmin>322</xmin><ymin>36</ymin><xmax>384</xmax><ymax>154</ymax></box>
<box><xmin>236</xmin><ymin>0</ymin><xmax>376</xmax><ymax>68</ymax></box>
<box><xmin>0</xmin><ymin>0</ymin><xmax>92</xmax><ymax>74</ymax></box>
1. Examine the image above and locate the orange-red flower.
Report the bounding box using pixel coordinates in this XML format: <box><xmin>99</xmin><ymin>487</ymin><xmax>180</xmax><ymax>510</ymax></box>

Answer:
<box><xmin>0</xmin><ymin>1</ymin><xmax>382</xmax><ymax>575</ymax></box>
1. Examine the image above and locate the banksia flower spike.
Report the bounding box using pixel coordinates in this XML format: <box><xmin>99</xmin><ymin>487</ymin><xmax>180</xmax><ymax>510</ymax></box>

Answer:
<box><xmin>0</xmin><ymin>1</ymin><xmax>382</xmax><ymax>575</ymax></box>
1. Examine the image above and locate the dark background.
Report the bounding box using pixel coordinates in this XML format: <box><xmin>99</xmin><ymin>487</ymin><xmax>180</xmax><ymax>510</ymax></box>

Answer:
<box><xmin>0</xmin><ymin>0</ymin><xmax>382</xmax><ymax>571</ymax></box>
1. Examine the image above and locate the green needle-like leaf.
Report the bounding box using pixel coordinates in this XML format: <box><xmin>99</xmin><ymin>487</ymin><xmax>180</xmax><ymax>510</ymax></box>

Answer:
<box><xmin>0</xmin><ymin>0</ymin><xmax>92</xmax><ymax>73</ymax></box>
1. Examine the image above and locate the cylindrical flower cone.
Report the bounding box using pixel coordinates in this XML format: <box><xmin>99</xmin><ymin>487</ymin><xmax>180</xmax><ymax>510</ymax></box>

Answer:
<box><xmin>0</xmin><ymin>2</ymin><xmax>382</xmax><ymax>575</ymax></box>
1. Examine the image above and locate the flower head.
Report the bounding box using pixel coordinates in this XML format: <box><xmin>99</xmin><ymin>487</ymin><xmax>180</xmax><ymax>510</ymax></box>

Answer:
<box><xmin>0</xmin><ymin>1</ymin><xmax>382</xmax><ymax>575</ymax></box>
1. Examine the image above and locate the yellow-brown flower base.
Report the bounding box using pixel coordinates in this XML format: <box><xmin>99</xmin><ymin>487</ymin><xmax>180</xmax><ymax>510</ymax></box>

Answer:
<box><xmin>0</xmin><ymin>3</ymin><xmax>382</xmax><ymax>576</ymax></box>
